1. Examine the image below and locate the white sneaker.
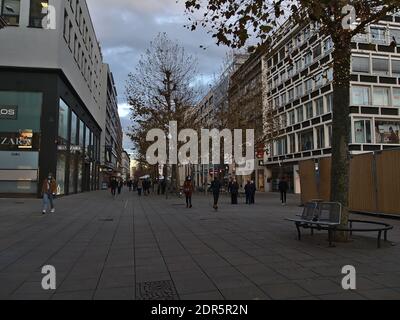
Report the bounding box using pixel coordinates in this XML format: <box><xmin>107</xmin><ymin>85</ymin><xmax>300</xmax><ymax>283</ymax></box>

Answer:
<box><xmin>51</xmin><ymin>209</ymin><xmax>55</xmax><ymax>213</ymax></box>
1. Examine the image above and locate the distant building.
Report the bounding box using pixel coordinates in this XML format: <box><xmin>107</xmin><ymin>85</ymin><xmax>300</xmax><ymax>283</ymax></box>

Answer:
<box><xmin>121</xmin><ymin>151</ymin><xmax>130</xmax><ymax>182</ymax></box>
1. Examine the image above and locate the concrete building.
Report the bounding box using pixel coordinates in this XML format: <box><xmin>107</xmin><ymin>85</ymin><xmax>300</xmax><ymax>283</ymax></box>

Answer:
<box><xmin>262</xmin><ymin>13</ymin><xmax>400</xmax><ymax>194</ymax></box>
<box><xmin>121</xmin><ymin>151</ymin><xmax>130</xmax><ymax>182</ymax></box>
<box><xmin>0</xmin><ymin>0</ymin><xmax>121</xmax><ymax>196</ymax></box>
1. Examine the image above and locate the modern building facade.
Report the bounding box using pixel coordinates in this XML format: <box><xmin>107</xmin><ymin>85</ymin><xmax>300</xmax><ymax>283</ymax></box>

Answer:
<box><xmin>0</xmin><ymin>0</ymin><xmax>121</xmax><ymax>196</ymax></box>
<box><xmin>262</xmin><ymin>13</ymin><xmax>400</xmax><ymax>194</ymax></box>
<box><xmin>121</xmin><ymin>151</ymin><xmax>130</xmax><ymax>182</ymax></box>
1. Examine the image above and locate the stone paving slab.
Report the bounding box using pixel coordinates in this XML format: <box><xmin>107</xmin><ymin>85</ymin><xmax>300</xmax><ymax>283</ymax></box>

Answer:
<box><xmin>0</xmin><ymin>190</ymin><xmax>399</xmax><ymax>300</ymax></box>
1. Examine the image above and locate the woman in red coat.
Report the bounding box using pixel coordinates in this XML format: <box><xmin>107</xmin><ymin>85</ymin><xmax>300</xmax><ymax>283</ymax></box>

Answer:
<box><xmin>183</xmin><ymin>176</ymin><xmax>194</xmax><ymax>208</ymax></box>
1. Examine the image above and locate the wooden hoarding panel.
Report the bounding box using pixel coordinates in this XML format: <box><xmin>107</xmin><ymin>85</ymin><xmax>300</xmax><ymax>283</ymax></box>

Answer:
<box><xmin>299</xmin><ymin>160</ymin><xmax>318</xmax><ymax>205</ymax></box>
<box><xmin>349</xmin><ymin>153</ymin><xmax>376</xmax><ymax>213</ymax></box>
<box><xmin>376</xmin><ymin>150</ymin><xmax>400</xmax><ymax>215</ymax></box>
<box><xmin>319</xmin><ymin>157</ymin><xmax>332</xmax><ymax>202</ymax></box>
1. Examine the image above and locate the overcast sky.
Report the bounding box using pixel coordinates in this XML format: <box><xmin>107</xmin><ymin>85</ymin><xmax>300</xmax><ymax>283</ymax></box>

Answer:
<box><xmin>86</xmin><ymin>0</ymin><xmax>228</xmax><ymax>155</ymax></box>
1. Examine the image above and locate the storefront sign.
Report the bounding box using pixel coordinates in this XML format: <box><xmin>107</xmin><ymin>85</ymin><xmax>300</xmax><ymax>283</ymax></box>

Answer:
<box><xmin>0</xmin><ymin>105</ymin><xmax>18</xmax><ymax>120</ymax></box>
<box><xmin>0</xmin><ymin>130</ymin><xmax>39</xmax><ymax>151</ymax></box>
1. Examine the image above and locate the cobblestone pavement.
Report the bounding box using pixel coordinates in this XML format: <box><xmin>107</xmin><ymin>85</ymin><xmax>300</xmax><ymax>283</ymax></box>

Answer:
<box><xmin>0</xmin><ymin>190</ymin><xmax>399</xmax><ymax>300</ymax></box>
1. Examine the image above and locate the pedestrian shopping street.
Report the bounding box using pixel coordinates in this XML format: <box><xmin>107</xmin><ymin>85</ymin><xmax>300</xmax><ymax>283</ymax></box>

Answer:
<box><xmin>0</xmin><ymin>190</ymin><xmax>399</xmax><ymax>300</ymax></box>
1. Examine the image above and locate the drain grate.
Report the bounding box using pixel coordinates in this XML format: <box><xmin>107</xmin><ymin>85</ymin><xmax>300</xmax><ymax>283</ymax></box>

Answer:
<box><xmin>136</xmin><ymin>281</ymin><xmax>179</xmax><ymax>300</ymax></box>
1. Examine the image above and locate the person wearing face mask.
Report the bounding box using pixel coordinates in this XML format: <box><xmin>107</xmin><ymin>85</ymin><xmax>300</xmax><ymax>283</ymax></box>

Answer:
<box><xmin>41</xmin><ymin>173</ymin><xmax>57</xmax><ymax>214</ymax></box>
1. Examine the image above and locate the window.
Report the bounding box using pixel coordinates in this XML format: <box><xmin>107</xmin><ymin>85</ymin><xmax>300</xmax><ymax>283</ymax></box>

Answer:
<box><xmin>29</xmin><ymin>0</ymin><xmax>48</xmax><ymax>27</ymax></box>
<box><xmin>0</xmin><ymin>0</ymin><xmax>21</xmax><ymax>25</ymax></box>
<box><xmin>328</xmin><ymin>125</ymin><xmax>333</xmax><ymax>147</ymax></box>
<box><xmin>313</xmin><ymin>44</ymin><xmax>322</xmax><ymax>59</ymax></box>
<box><xmin>351</xmin><ymin>86</ymin><xmax>370</xmax><ymax>105</ymax></box>
<box><xmin>314</xmin><ymin>73</ymin><xmax>323</xmax><ymax>88</ymax></box>
<box><xmin>299</xmin><ymin>130</ymin><xmax>314</xmax><ymax>151</ymax></box>
<box><xmin>295</xmin><ymin>59</ymin><xmax>302</xmax><ymax>72</ymax></box>
<box><xmin>352</xmin><ymin>56</ymin><xmax>370</xmax><ymax>73</ymax></box>
<box><xmin>371</xmin><ymin>27</ymin><xmax>386</xmax><ymax>43</ymax></box>
<box><xmin>289</xmin><ymin>134</ymin><xmax>296</xmax><ymax>153</ymax></box>
<box><xmin>58</xmin><ymin>99</ymin><xmax>70</xmax><ymax>141</ymax></box>
<box><xmin>288</xmin><ymin>111</ymin><xmax>295</xmax><ymax>126</ymax></box>
<box><xmin>316</xmin><ymin>126</ymin><xmax>325</xmax><ymax>149</ymax></box>
<box><xmin>288</xmin><ymin>89</ymin><xmax>294</xmax><ymax>101</ymax></box>
<box><xmin>372</xmin><ymin>58</ymin><xmax>389</xmax><ymax>75</ymax></box>
<box><xmin>393</xmin><ymin>88</ymin><xmax>400</xmax><ymax>107</ymax></box>
<box><xmin>354</xmin><ymin>119</ymin><xmax>372</xmax><ymax>144</ymax></box>
<box><xmin>287</xmin><ymin>66</ymin><xmax>294</xmax><ymax>78</ymax></box>
<box><xmin>276</xmin><ymin>138</ymin><xmax>287</xmax><ymax>156</ymax></box>
<box><xmin>281</xmin><ymin>93</ymin><xmax>287</xmax><ymax>106</ymax></box>
<box><xmin>326</xmin><ymin>93</ymin><xmax>333</xmax><ymax>112</ymax></box>
<box><xmin>305</xmin><ymin>79</ymin><xmax>313</xmax><ymax>93</ymax></box>
<box><xmin>296</xmin><ymin>84</ymin><xmax>303</xmax><ymax>98</ymax></box>
<box><xmin>390</xmin><ymin>29</ymin><xmax>400</xmax><ymax>44</ymax></box>
<box><xmin>323</xmin><ymin>38</ymin><xmax>333</xmax><ymax>52</ymax></box>
<box><xmin>296</xmin><ymin>106</ymin><xmax>304</xmax><ymax>123</ymax></box>
<box><xmin>304</xmin><ymin>52</ymin><xmax>312</xmax><ymax>66</ymax></box>
<box><xmin>392</xmin><ymin>60</ymin><xmax>400</xmax><ymax>76</ymax></box>
<box><xmin>315</xmin><ymin>97</ymin><xmax>324</xmax><ymax>116</ymax></box>
<box><xmin>375</xmin><ymin>120</ymin><xmax>400</xmax><ymax>144</ymax></box>
<box><xmin>306</xmin><ymin>102</ymin><xmax>313</xmax><ymax>119</ymax></box>
<box><xmin>373</xmin><ymin>87</ymin><xmax>390</xmax><ymax>106</ymax></box>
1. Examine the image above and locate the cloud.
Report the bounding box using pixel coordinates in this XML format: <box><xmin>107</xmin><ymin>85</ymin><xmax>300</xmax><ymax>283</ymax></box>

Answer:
<box><xmin>86</xmin><ymin>0</ymin><xmax>228</xmax><ymax>154</ymax></box>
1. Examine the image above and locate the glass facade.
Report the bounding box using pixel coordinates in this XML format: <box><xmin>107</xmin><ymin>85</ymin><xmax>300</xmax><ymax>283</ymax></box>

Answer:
<box><xmin>0</xmin><ymin>91</ymin><xmax>42</xmax><ymax>194</ymax></box>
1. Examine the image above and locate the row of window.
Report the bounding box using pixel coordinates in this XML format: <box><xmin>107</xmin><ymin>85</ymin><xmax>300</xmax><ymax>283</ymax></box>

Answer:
<box><xmin>352</xmin><ymin>55</ymin><xmax>400</xmax><ymax>76</ymax></box>
<box><xmin>272</xmin><ymin>118</ymin><xmax>400</xmax><ymax>156</ymax></box>
<box><xmin>353</xmin><ymin>26</ymin><xmax>400</xmax><ymax>45</ymax></box>
<box><xmin>0</xmin><ymin>0</ymin><xmax>48</xmax><ymax>27</ymax></box>
<box><xmin>351</xmin><ymin>85</ymin><xmax>400</xmax><ymax>106</ymax></box>
<box><xmin>272</xmin><ymin>70</ymin><xmax>333</xmax><ymax>108</ymax></box>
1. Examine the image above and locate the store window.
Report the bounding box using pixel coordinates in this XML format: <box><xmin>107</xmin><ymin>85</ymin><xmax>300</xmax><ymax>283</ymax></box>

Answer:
<box><xmin>375</xmin><ymin>120</ymin><xmax>400</xmax><ymax>144</ymax></box>
<box><xmin>58</xmin><ymin>99</ymin><xmax>70</xmax><ymax>142</ymax></box>
<box><xmin>29</xmin><ymin>0</ymin><xmax>49</xmax><ymax>27</ymax></box>
<box><xmin>351</xmin><ymin>86</ymin><xmax>370</xmax><ymax>105</ymax></box>
<box><xmin>0</xmin><ymin>0</ymin><xmax>21</xmax><ymax>25</ymax></box>
<box><xmin>352</xmin><ymin>56</ymin><xmax>370</xmax><ymax>73</ymax></box>
<box><xmin>372</xmin><ymin>87</ymin><xmax>390</xmax><ymax>106</ymax></box>
<box><xmin>354</xmin><ymin>119</ymin><xmax>372</xmax><ymax>144</ymax></box>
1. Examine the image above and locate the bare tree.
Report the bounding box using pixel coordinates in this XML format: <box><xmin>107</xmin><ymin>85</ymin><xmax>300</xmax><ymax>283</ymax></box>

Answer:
<box><xmin>126</xmin><ymin>33</ymin><xmax>199</xmax><ymax>189</ymax></box>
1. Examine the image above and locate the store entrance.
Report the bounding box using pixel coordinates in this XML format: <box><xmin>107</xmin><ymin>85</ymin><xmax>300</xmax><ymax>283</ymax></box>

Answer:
<box><xmin>83</xmin><ymin>163</ymin><xmax>91</xmax><ymax>192</ymax></box>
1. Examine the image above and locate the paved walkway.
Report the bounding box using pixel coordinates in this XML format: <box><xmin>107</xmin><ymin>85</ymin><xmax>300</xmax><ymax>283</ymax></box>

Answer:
<box><xmin>0</xmin><ymin>190</ymin><xmax>399</xmax><ymax>300</ymax></box>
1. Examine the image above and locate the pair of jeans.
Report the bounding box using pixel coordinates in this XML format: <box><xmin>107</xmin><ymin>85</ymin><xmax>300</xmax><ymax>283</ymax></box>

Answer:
<box><xmin>280</xmin><ymin>191</ymin><xmax>287</xmax><ymax>204</ymax></box>
<box><xmin>43</xmin><ymin>193</ymin><xmax>54</xmax><ymax>212</ymax></box>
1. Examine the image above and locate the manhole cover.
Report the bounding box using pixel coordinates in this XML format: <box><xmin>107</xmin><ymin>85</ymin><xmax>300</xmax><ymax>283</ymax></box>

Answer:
<box><xmin>136</xmin><ymin>281</ymin><xmax>179</xmax><ymax>300</ymax></box>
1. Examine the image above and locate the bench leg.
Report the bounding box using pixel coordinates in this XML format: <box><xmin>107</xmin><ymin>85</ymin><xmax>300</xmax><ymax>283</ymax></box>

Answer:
<box><xmin>311</xmin><ymin>228</ymin><xmax>314</xmax><ymax>236</ymax></box>
<box><xmin>378</xmin><ymin>231</ymin><xmax>382</xmax><ymax>249</ymax></box>
<box><xmin>384</xmin><ymin>230</ymin><xmax>388</xmax><ymax>242</ymax></box>
<box><xmin>296</xmin><ymin>223</ymin><xmax>301</xmax><ymax>241</ymax></box>
<box><xmin>328</xmin><ymin>228</ymin><xmax>336</xmax><ymax>248</ymax></box>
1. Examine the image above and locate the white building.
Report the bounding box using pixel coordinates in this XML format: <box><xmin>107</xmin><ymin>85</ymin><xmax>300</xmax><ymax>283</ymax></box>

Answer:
<box><xmin>262</xmin><ymin>14</ymin><xmax>400</xmax><ymax>194</ymax></box>
<box><xmin>0</xmin><ymin>0</ymin><xmax>122</xmax><ymax>196</ymax></box>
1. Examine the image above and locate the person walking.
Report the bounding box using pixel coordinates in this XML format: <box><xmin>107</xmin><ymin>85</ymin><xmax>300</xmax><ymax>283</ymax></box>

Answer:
<box><xmin>230</xmin><ymin>178</ymin><xmax>239</xmax><ymax>205</ymax></box>
<box><xmin>110</xmin><ymin>178</ymin><xmax>118</xmax><ymax>198</ymax></box>
<box><xmin>118</xmin><ymin>180</ymin><xmax>123</xmax><ymax>195</ymax></box>
<box><xmin>279</xmin><ymin>176</ymin><xmax>289</xmax><ymax>206</ymax></box>
<box><xmin>137</xmin><ymin>179</ymin><xmax>143</xmax><ymax>197</ymax></box>
<box><xmin>250</xmin><ymin>180</ymin><xmax>256</xmax><ymax>205</ymax></box>
<box><xmin>41</xmin><ymin>173</ymin><xmax>57</xmax><ymax>214</ymax></box>
<box><xmin>128</xmin><ymin>180</ymin><xmax>133</xmax><ymax>192</ymax></box>
<box><xmin>244</xmin><ymin>180</ymin><xmax>251</xmax><ymax>205</ymax></box>
<box><xmin>183</xmin><ymin>176</ymin><xmax>194</xmax><ymax>208</ymax></box>
<box><xmin>210</xmin><ymin>177</ymin><xmax>221</xmax><ymax>210</ymax></box>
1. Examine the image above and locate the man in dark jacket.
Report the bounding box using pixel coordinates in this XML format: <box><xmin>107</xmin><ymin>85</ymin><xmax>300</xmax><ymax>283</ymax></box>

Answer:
<box><xmin>250</xmin><ymin>180</ymin><xmax>256</xmax><ymax>204</ymax></box>
<box><xmin>230</xmin><ymin>179</ymin><xmax>239</xmax><ymax>205</ymax></box>
<box><xmin>279</xmin><ymin>177</ymin><xmax>289</xmax><ymax>205</ymax></box>
<box><xmin>210</xmin><ymin>177</ymin><xmax>221</xmax><ymax>210</ymax></box>
<box><xmin>244</xmin><ymin>180</ymin><xmax>251</xmax><ymax>205</ymax></box>
<box><xmin>110</xmin><ymin>178</ymin><xmax>118</xmax><ymax>198</ymax></box>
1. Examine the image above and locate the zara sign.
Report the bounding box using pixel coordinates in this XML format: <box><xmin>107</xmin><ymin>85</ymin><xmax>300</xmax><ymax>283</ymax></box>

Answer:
<box><xmin>0</xmin><ymin>106</ymin><xmax>18</xmax><ymax>120</ymax></box>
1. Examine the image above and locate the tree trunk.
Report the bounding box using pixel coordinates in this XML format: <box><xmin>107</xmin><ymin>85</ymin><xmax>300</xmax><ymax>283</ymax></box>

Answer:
<box><xmin>331</xmin><ymin>33</ymin><xmax>352</xmax><ymax>241</ymax></box>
